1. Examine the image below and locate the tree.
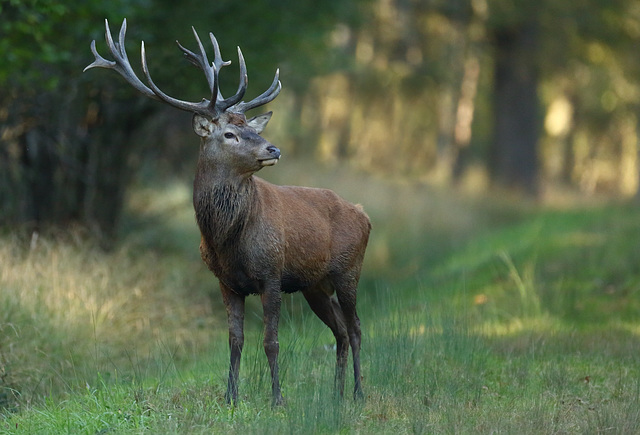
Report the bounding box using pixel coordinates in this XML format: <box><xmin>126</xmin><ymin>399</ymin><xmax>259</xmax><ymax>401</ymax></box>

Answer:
<box><xmin>489</xmin><ymin>19</ymin><xmax>540</xmax><ymax>193</ymax></box>
<box><xmin>0</xmin><ymin>0</ymin><xmax>151</xmax><ymax>239</ymax></box>
<box><xmin>483</xmin><ymin>0</ymin><xmax>638</xmax><ymax>195</ymax></box>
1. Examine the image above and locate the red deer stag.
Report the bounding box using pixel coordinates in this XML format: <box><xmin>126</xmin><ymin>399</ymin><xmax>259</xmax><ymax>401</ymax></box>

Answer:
<box><xmin>85</xmin><ymin>19</ymin><xmax>371</xmax><ymax>406</ymax></box>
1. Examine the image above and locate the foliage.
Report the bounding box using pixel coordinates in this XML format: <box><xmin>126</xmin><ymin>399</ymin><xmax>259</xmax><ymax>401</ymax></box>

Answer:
<box><xmin>0</xmin><ymin>0</ymin><xmax>153</xmax><ymax>235</ymax></box>
<box><xmin>0</xmin><ymin>0</ymin><xmax>147</xmax><ymax>89</ymax></box>
<box><xmin>302</xmin><ymin>0</ymin><xmax>640</xmax><ymax>194</ymax></box>
<box><xmin>2</xmin><ymin>0</ymin><xmax>640</xmax><ymax>234</ymax></box>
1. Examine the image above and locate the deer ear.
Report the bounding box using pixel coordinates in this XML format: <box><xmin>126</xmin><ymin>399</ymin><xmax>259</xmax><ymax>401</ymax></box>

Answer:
<box><xmin>192</xmin><ymin>114</ymin><xmax>214</xmax><ymax>137</ymax></box>
<box><xmin>247</xmin><ymin>111</ymin><xmax>273</xmax><ymax>134</ymax></box>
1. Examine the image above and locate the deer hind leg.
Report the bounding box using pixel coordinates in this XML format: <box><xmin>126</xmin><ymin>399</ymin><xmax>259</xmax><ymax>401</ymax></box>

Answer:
<box><xmin>302</xmin><ymin>281</ymin><xmax>349</xmax><ymax>399</ymax></box>
<box><xmin>333</xmin><ymin>272</ymin><xmax>364</xmax><ymax>400</ymax></box>
<box><xmin>220</xmin><ymin>283</ymin><xmax>245</xmax><ymax>405</ymax></box>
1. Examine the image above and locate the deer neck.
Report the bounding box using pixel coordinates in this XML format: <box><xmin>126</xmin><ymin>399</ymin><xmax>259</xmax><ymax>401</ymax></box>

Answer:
<box><xmin>193</xmin><ymin>162</ymin><xmax>257</xmax><ymax>247</ymax></box>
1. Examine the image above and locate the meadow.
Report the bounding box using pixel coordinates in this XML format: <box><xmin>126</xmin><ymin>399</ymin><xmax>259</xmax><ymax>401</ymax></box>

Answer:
<box><xmin>1</xmin><ymin>160</ymin><xmax>640</xmax><ymax>434</ymax></box>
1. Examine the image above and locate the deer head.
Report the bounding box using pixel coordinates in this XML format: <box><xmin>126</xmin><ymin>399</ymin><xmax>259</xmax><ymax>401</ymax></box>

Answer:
<box><xmin>84</xmin><ymin>19</ymin><xmax>282</xmax><ymax>176</ymax></box>
<box><xmin>192</xmin><ymin>111</ymin><xmax>280</xmax><ymax>178</ymax></box>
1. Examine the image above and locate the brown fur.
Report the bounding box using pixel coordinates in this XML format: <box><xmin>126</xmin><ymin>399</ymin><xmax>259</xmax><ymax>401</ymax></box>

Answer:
<box><xmin>193</xmin><ymin>113</ymin><xmax>370</xmax><ymax>405</ymax></box>
<box><xmin>226</xmin><ymin>112</ymin><xmax>247</xmax><ymax>126</ymax></box>
<box><xmin>85</xmin><ymin>20</ymin><xmax>369</xmax><ymax>405</ymax></box>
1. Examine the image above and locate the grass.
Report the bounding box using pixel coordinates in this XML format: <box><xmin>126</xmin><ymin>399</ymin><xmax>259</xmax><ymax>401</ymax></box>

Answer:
<box><xmin>1</xmin><ymin>159</ymin><xmax>640</xmax><ymax>433</ymax></box>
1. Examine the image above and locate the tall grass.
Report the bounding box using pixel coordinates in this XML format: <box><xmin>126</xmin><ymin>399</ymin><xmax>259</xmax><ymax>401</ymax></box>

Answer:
<box><xmin>0</xmin><ymin>230</ymin><xmax>219</xmax><ymax>410</ymax></box>
<box><xmin>6</xmin><ymin>278</ymin><xmax>638</xmax><ymax>433</ymax></box>
<box><xmin>2</xmin><ymin>160</ymin><xmax>640</xmax><ymax>433</ymax></box>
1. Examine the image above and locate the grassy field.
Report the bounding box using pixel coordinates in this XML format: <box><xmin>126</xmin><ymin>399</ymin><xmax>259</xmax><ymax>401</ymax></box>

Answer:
<box><xmin>1</xmin><ymin>161</ymin><xmax>640</xmax><ymax>433</ymax></box>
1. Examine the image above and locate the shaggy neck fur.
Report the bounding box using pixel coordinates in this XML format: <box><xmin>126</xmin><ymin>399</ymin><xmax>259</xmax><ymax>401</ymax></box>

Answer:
<box><xmin>193</xmin><ymin>169</ymin><xmax>256</xmax><ymax>248</ymax></box>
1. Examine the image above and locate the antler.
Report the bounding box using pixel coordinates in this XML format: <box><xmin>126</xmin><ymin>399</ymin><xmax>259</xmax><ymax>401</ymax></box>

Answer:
<box><xmin>84</xmin><ymin>19</ymin><xmax>281</xmax><ymax>118</ymax></box>
<box><xmin>231</xmin><ymin>69</ymin><xmax>281</xmax><ymax>113</ymax></box>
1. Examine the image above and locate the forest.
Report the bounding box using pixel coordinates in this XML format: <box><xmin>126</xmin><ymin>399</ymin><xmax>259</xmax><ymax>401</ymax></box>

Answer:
<box><xmin>2</xmin><ymin>0</ymin><xmax>640</xmax><ymax>235</ymax></box>
<box><xmin>2</xmin><ymin>0</ymin><xmax>640</xmax><ymax>433</ymax></box>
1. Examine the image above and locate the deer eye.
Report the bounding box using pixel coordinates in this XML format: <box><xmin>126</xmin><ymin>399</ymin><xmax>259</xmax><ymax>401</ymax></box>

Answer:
<box><xmin>224</xmin><ymin>132</ymin><xmax>236</xmax><ymax>140</ymax></box>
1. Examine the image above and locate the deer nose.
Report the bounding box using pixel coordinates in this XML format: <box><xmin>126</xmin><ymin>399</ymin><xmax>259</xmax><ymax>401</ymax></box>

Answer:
<box><xmin>267</xmin><ymin>145</ymin><xmax>281</xmax><ymax>159</ymax></box>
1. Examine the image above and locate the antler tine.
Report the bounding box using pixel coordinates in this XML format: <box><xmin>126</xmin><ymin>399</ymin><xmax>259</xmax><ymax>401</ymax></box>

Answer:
<box><xmin>84</xmin><ymin>40</ymin><xmax>114</xmax><ymax>71</ymax></box>
<box><xmin>217</xmin><ymin>46</ymin><xmax>248</xmax><ymax>112</ymax></box>
<box><xmin>140</xmin><ymin>41</ymin><xmax>212</xmax><ymax>115</ymax></box>
<box><xmin>209</xmin><ymin>32</ymin><xmax>232</xmax><ymax>72</ymax></box>
<box><xmin>176</xmin><ymin>41</ymin><xmax>198</xmax><ymax>68</ymax></box>
<box><xmin>84</xmin><ymin>19</ymin><xmax>158</xmax><ymax>100</ymax></box>
<box><xmin>232</xmin><ymin>68</ymin><xmax>281</xmax><ymax>114</ymax></box>
<box><xmin>203</xmin><ymin>32</ymin><xmax>236</xmax><ymax>113</ymax></box>
<box><xmin>117</xmin><ymin>17</ymin><xmax>127</xmax><ymax>54</ymax></box>
<box><xmin>175</xmin><ymin>27</ymin><xmax>217</xmax><ymax>100</ymax></box>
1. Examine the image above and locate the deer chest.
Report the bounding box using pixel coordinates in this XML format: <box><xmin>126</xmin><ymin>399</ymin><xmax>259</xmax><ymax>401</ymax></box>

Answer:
<box><xmin>199</xmin><ymin>237</ymin><xmax>269</xmax><ymax>295</ymax></box>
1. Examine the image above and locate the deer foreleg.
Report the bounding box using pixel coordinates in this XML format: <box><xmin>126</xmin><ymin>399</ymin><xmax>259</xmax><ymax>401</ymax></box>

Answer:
<box><xmin>261</xmin><ymin>286</ymin><xmax>284</xmax><ymax>406</ymax></box>
<box><xmin>221</xmin><ymin>283</ymin><xmax>245</xmax><ymax>405</ymax></box>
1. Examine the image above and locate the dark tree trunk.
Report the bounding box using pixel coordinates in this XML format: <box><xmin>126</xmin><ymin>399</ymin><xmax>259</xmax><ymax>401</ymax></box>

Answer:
<box><xmin>490</xmin><ymin>21</ymin><xmax>540</xmax><ymax>194</ymax></box>
<box><xmin>22</xmin><ymin>129</ymin><xmax>55</xmax><ymax>226</ymax></box>
<box><xmin>0</xmin><ymin>86</ymin><xmax>144</xmax><ymax>242</ymax></box>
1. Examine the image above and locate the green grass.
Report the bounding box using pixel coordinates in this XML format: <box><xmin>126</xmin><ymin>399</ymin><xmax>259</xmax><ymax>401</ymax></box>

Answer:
<box><xmin>2</xmin><ymin>162</ymin><xmax>640</xmax><ymax>433</ymax></box>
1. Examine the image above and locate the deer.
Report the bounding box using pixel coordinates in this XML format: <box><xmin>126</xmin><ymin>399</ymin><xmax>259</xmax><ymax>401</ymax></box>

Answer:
<box><xmin>84</xmin><ymin>19</ymin><xmax>371</xmax><ymax>406</ymax></box>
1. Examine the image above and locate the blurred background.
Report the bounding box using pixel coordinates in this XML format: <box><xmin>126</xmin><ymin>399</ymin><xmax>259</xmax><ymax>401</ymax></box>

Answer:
<box><xmin>2</xmin><ymin>0</ymin><xmax>640</xmax><ymax>421</ymax></box>
<box><xmin>2</xmin><ymin>0</ymin><xmax>640</xmax><ymax>237</ymax></box>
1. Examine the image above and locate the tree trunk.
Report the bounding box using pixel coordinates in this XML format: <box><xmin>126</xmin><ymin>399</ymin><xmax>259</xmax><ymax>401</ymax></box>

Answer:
<box><xmin>0</xmin><ymin>87</ymin><xmax>143</xmax><ymax>242</ymax></box>
<box><xmin>490</xmin><ymin>21</ymin><xmax>540</xmax><ymax>194</ymax></box>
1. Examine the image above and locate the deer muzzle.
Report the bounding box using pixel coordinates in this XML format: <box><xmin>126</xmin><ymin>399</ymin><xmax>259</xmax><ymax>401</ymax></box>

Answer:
<box><xmin>260</xmin><ymin>145</ymin><xmax>281</xmax><ymax>166</ymax></box>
